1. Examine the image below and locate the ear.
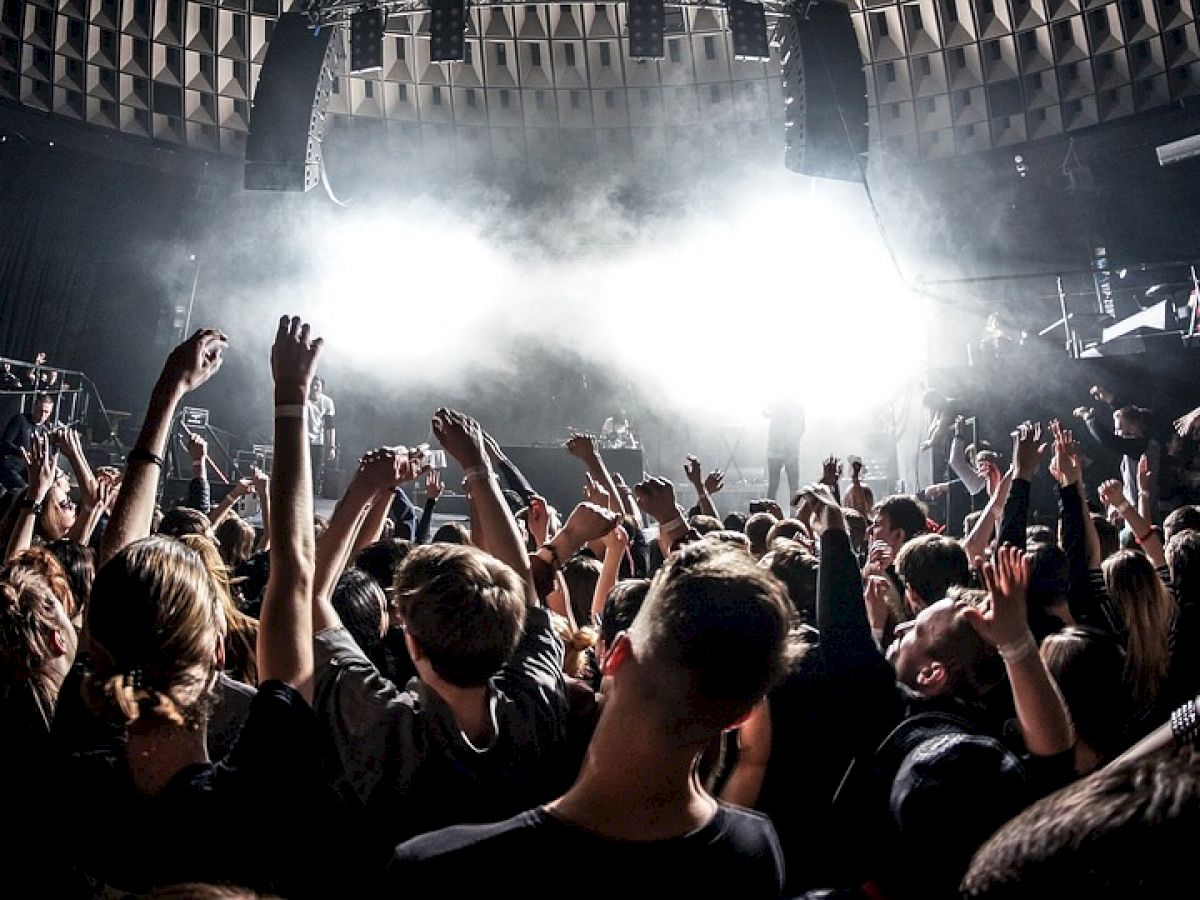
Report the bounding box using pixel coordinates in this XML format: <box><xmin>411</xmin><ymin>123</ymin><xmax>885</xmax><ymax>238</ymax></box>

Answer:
<box><xmin>916</xmin><ymin>660</ymin><xmax>947</xmax><ymax>694</ymax></box>
<box><xmin>600</xmin><ymin>631</ymin><xmax>632</xmax><ymax>678</ymax></box>
<box><xmin>49</xmin><ymin>629</ymin><xmax>67</xmax><ymax>657</ymax></box>
<box><xmin>904</xmin><ymin>584</ymin><xmax>925</xmax><ymax>615</ymax></box>
<box><xmin>404</xmin><ymin>630</ymin><xmax>425</xmax><ymax>663</ymax></box>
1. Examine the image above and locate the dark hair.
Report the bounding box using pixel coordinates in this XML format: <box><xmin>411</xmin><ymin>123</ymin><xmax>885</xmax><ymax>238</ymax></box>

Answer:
<box><xmin>745</xmin><ymin>512</ymin><xmax>777</xmax><ymax>557</ymax></box>
<box><xmin>688</xmin><ymin>514</ymin><xmax>722</xmax><ymax>535</ymax></box>
<box><xmin>1025</xmin><ymin>525</ymin><xmax>1055</xmax><ymax>546</ymax></box>
<box><xmin>394</xmin><ymin>544</ymin><xmax>524</xmax><ymax>687</ymax></box>
<box><xmin>214</xmin><ymin>515</ymin><xmax>256</xmax><ymax>570</ymax></box>
<box><xmin>432</xmin><ymin>521</ymin><xmax>471</xmax><ymax>545</ymax></box>
<box><xmin>158</xmin><ymin>506</ymin><xmax>212</xmax><ymax>539</ymax></box>
<box><xmin>766</xmin><ymin>518</ymin><xmax>806</xmax><ymax>545</ymax></box>
<box><xmin>354</xmin><ymin>539</ymin><xmax>414</xmax><ymax>595</ymax></box>
<box><xmin>1164</xmin><ymin>505</ymin><xmax>1200</xmax><ymax>542</ymax></box>
<box><xmin>894</xmin><ymin>534</ymin><xmax>969</xmax><ymax>608</ymax></box>
<box><xmin>1039</xmin><ymin>627</ymin><xmax>1127</xmax><ymax>763</ymax></box>
<box><xmin>599</xmin><ymin>578</ymin><xmax>651</xmax><ymax>648</ymax></box>
<box><xmin>722</xmin><ymin>512</ymin><xmax>748</xmax><ymax>533</ymax></box>
<box><xmin>1166</xmin><ymin>528</ymin><xmax>1200</xmax><ymax>601</ymax></box>
<box><xmin>762</xmin><ymin>541</ymin><xmax>819</xmax><ymax>622</ymax></box>
<box><xmin>332</xmin><ymin>568</ymin><xmax>388</xmax><ymax>658</ymax></box>
<box><xmin>1025</xmin><ymin>542</ymin><xmax>1070</xmax><ymax>612</ymax></box>
<box><xmin>962</xmin><ymin>750</ymin><xmax>1200</xmax><ymax>898</ymax></box>
<box><xmin>562</xmin><ymin>555</ymin><xmax>602</xmax><ymax>629</ymax></box>
<box><xmin>936</xmin><ymin>588</ymin><xmax>1006</xmax><ymax>699</ymax></box>
<box><xmin>876</xmin><ymin>495</ymin><xmax>928</xmax><ymax>543</ymax></box>
<box><xmin>43</xmin><ymin>539</ymin><xmax>95</xmax><ymax>621</ymax></box>
<box><xmin>629</xmin><ymin>542</ymin><xmax>797</xmax><ymax>741</ymax></box>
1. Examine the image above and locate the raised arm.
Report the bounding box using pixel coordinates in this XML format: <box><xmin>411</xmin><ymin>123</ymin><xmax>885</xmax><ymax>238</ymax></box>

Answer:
<box><xmin>481</xmin><ymin>431</ymin><xmax>537</xmax><ymax>505</ymax></box>
<box><xmin>634</xmin><ymin>477</ymin><xmax>695</xmax><ymax>559</ymax></box>
<box><xmin>683</xmin><ymin>454</ymin><xmax>721</xmax><ymax>520</ymax></box>
<box><xmin>415</xmin><ymin>470</ymin><xmax>442</xmax><ymax>544</ymax></box>
<box><xmin>313</xmin><ymin>448</ymin><xmax>410</xmax><ymax>633</ymax></box>
<box><xmin>963</xmin><ymin>547</ymin><xmax>1075</xmax><ymax>757</ymax></box>
<box><xmin>100</xmin><ymin>329</ymin><xmax>227</xmax><ymax>564</ymax></box>
<box><xmin>590</xmin><ymin>520</ymin><xmax>629</xmax><ymax>627</ymax></box>
<box><xmin>996</xmin><ymin>422</ymin><xmax>1046</xmax><ymax>550</ymax></box>
<box><xmin>963</xmin><ymin>468</ymin><xmax>1012</xmax><ymax>563</ymax></box>
<box><xmin>1099</xmin><ymin>476</ymin><xmax>1165</xmax><ymax>569</ymax></box>
<box><xmin>208</xmin><ymin>478</ymin><xmax>253</xmax><ymax>528</ymax></box>
<box><xmin>257</xmin><ymin>316</ymin><xmax>322</xmax><ymax>700</ymax></box>
<box><xmin>818</xmin><ymin>456</ymin><xmax>843</xmax><ymax>505</ymax></box>
<box><xmin>52</xmin><ymin>426</ymin><xmax>98</xmax><ymax>510</ymax></box>
<box><xmin>6</xmin><ymin>433</ymin><xmax>56</xmax><ymax>561</ymax></box>
<box><xmin>948</xmin><ymin>418</ymin><xmax>987</xmax><ymax>496</ymax></box>
<box><xmin>250</xmin><ymin>466</ymin><xmax>271</xmax><ymax>552</ymax></box>
<box><xmin>436</xmin><ymin>409</ymin><xmax>532</xmax><ymax>597</ymax></box>
<box><xmin>181</xmin><ymin>432</ymin><xmax>212</xmax><ymax>513</ymax></box>
<box><xmin>566</xmin><ymin>433</ymin><xmax>622</xmax><ymax>517</ymax></box>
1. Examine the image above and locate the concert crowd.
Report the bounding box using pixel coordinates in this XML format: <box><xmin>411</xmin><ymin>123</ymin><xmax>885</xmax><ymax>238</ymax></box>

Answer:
<box><xmin>0</xmin><ymin>317</ymin><xmax>1197</xmax><ymax>898</ymax></box>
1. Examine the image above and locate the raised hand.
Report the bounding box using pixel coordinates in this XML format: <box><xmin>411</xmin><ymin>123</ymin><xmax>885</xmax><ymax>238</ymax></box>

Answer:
<box><xmin>1175</xmin><ymin>409</ymin><xmax>1200</xmax><ymax>438</ymax></box>
<box><xmin>602</xmin><ymin>516</ymin><xmax>630</xmax><ymax>554</ymax></box>
<box><xmin>1098</xmin><ymin>478</ymin><xmax>1128</xmax><ymax>510</ymax></box>
<box><xmin>963</xmin><ymin>546</ymin><xmax>1031</xmax><ymax>649</ymax></box>
<box><xmin>270</xmin><ymin>316</ymin><xmax>322</xmax><ymax>400</ymax></box>
<box><xmin>187</xmin><ymin>433</ymin><xmax>209</xmax><ymax>465</ymax></box>
<box><xmin>560</xmin><ymin>501</ymin><xmax>621</xmax><ymax>546</ymax></box>
<box><xmin>432</xmin><ymin>408</ymin><xmax>487</xmax><ymax>470</ymax></box>
<box><xmin>1090</xmin><ymin>385</ymin><xmax>1115</xmax><ymax>406</ymax></box>
<box><xmin>850</xmin><ymin>457</ymin><xmax>866</xmax><ymax>481</ymax></box>
<box><xmin>527</xmin><ymin>494</ymin><xmax>551</xmax><ymax>546</ymax></box>
<box><xmin>1137</xmin><ymin>453</ymin><xmax>1153</xmax><ymax>496</ymax></box>
<box><xmin>683</xmin><ymin>454</ymin><xmax>703</xmax><ymax>487</ymax></box>
<box><xmin>230</xmin><ymin>477</ymin><xmax>256</xmax><ymax>498</ymax></box>
<box><xmin>1048</xmin><ymin>419</ymin><xmax>1081</xmax><ymax>487</ymax></box>
<box><xmin>864</xmin><ymin>575</ymin><xmax>892</xmax><ymax>634</ymax></box>
<box><xmin>1011</xmin><ymin>421</ymin><xmax>1048</xmax><ymax>481</ymax></box>
<box><xmin>354</xmin><ymin>447</ymin><xmax>412</xmax><ymax>496</ymax></box>
<box><xmin>583</xmin><ymin>472</ymin><xmax>610</xmax><ymax>507</ymax></box>
<box><xmin>22</xmin><ymin>432</ymin><xmax>57</xmax><ymax>502</ymax></box>
<box><xmin>425</xmin><ymin>468</ymin><xmax>444</xmax><ymax>502</ymax></box>
<box><xmin>1072</xmin><ymin>406</ymin><xmax>1093</xmax><ymax>421</ymax></box>
<box><xmin>703</xmin><ymin>468</ymin><xmax>724</xmax><ymax>494</ymax></box>
<box><xmin>794</xmin><ymin>484</ymin><xmax>845</xmax><ymax>537</ymax></box>
<box><xmin>164</xmin><ymin>327</ymin><xmax>229</xmax><ymax>395</ymax></box>
<box><xmin>820</xmin><ymin>455</ymin><xmax>842</xmax><ymax>487</ymax></box>
<box><xmin>250</xmin><ymin>466</ymin><xmax>270</xmax><ymax>497</ymax></box>
<box><xmin>565</xmin><ymin>433</ymin><xmax>600</xmax><ymax>464</ymax></box>
<box><xmin>633</xmin><ymin>476</ymin><xmax>680</xmax><ymax>525</ymax></box>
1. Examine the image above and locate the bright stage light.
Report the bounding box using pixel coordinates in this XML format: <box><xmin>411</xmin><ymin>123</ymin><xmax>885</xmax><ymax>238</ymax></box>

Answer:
<box><xmin>301</xmin><ymin>169</ymin><xmax>928</xmax><ymax>422</ymax></box>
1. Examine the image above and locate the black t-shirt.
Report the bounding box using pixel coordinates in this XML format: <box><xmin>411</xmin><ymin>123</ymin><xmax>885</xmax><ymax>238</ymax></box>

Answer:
<box><xmin>389</xmin><ymin>805</ymin><xmax>785</xmax><ymax>898</ymax></box>
<box><xmin>62</xmin><ymin>680</ymin><xmax>360</xmax><ymax>898</ymax></box>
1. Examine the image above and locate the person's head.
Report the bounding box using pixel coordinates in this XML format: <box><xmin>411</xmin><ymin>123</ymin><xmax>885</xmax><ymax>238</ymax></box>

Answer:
<box><xmin>894</xmin><ymin>534</ymin><xmax>969</xmax><ymax>614</ymax></box>
<box><xmin>688</xmin><ymin>514</ymin><xmax>722</xmax><ymax>535</ymax></box>
<box><xmin>432</xmin><ymin>521</ymin><xmax>471</xmax><ymax>545</ymax></box>
<box><xmin>871</xmin><ymin>495</ymin><xmax>928</xmax><ymax>554</ymax></box>
<box><xmin>393</xmin><ymin>544</ymin><xmax>525</xmax><ymax>688</ymax></box>
<box><xmin>354</xmin><ymin>538</ymin><xmax>414</xmax><ymax>598</ymax></box>
<box><xmin>31</xmin><ymin>393</ymin><xmax>54</xmax><ymax>425</ymax></box>
<box><xmin>886</xmin><ymin>589</ymin><xmax>1003</xmax><ymax>699</ymax></box>
<box><xmin>1102</xmin><ymin>549</ymin><xmax>1175</xmax><ymax>708</ymax></box>
<box><xmin>961</xmin><ymin>749</ymin><xmax>1200</xmax><ymax>899</ymax></box>
<box><xmin>607</xmin><ymin>542</ymin><xmax>796</xmax><ymax>746</ymax></box>
<box><xmin>974</xmin><ymin>448</ymin><xmax>1001</xmax><ymax>479</ymax></box>
<box><xmin>1166</xmin><ymin>528</ymin><xmax>1200</xmax><ymax>601</ymax></box>
<box><xmin>1112</xmin><ymin>404</ymin><xmax>1151</xmax><ymax>438</ymax></box>
<box><xmin>702</xmin><ymin>530</ymin><xmax>752</xmax><ymax>554</ymax></box>
<box><xmin>1025</xmin><ymin>542</ymin><xmax>1071</xmax><ymax>634</ymax></box>
<box><xmin>744</xmin><ymin>512</ymin><xmax>778</xmax><ymax>559</ymax></box>
<box><xmin>37</xmin><ymin>473</ymin><xmax>76</xmax><ymax>541</ymax></box>
<box><xmin>44</xmin><ymin>539</ymin><xmax>95</xmax><ymax>624</ymax></box>
<box><xmin>1164</xmin><ymin>505</ymin><xmax>1200</xmax><ymax>543</ymax></box>
<box><xmin>722</xmin><ymin>511</ymin><xmax>748</xmax><ymax>533</ymax></box>
<box><xmin>1092</xmin><ymin>513</ymin><xmax>1120</xmax><ymax>561</ymax></box>
<box><xmin>766</xmin><ymin>517</ymin><xmax>807</xmax><ymax>546</ymax></box>
<box><xmin>598</xmin><ymin>577</ymin><xmax>651</xmax><ymax>664</ymax></box>
<box><xmin>1025</xmin><ymin>525</ymin><xmax>1055</xmax><ymax>546</ymax></box>
<box><xmin>309</xmin><ymin>376</ymin><xmax>324</xmax><ymax>400</ymax></box>
<box><xmin>1039</xmin><ymin>627</ymin><xmax>1127</xmax><ymax>773</ymax></box>
<box><xmin>178</xmin><ymin>534</ymin><xmax>256</xmax><ymax>685</ymax></box>
<box><xmin>83</xmin><ymin>536</ymin><xmax>224</xmax><ymax>730</ymax></box>
<box><xmin>332</xmin><ymin>568</ymin><xmax>388</xmax><ymax>658</ymax></box>
<box><xmin>0</xmin><ymin>567</ymin><xmax>77</xmax><ymax>711</ymax></box>
<box><xmin>214</xmin><ymin>515</ymin><xmax>256</xmax><ymax>570</ymax></box>
<box><xmin>7</xmin><ymin>545</ymin><xmax>76</xmax><ymax>624</ymax></box>
<box><xmin>562</xmin><ymin>555</ymin><xmax>602</xmax><ymax>629</ymax></box>
<box><xmin>761</xmin><ymin>541</ymin><xmax>819</xmax><ymax>623</ymax></box>
<box><xmin>158</xmin><ymin>505</ymin><xmax>213</xmax><ymax>540</ymax></box>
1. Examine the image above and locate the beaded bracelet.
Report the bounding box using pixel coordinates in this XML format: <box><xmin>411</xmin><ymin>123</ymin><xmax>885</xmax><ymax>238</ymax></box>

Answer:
<box><xmin>1171</xmin><ymin>699</ymin><xmax>1199</xmax><ymax>750</ymax></box>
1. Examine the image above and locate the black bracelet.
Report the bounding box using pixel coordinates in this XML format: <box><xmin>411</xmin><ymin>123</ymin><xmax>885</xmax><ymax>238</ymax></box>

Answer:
<box><xmin>1171</xmin><ymin>699</ymin><xmax>1199</xmax><ymax>750</ymax></box>
<box><xmin>540</xmin><ymin>541</ymin><xmax>563</xmax><ymax>570</ymax></box>
<box><xmin>127</xmin><ymin>447</ymin><xmax>164</xmax><ymax>468</ymax></box>
<box><xmin>17</xmin><ymin>492</ymin><xmax>43</xmax><ymax>515</ymax></box>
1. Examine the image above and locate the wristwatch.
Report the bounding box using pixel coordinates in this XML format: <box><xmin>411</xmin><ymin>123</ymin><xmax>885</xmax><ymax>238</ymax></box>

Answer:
<box><xmin>17</xmin><ymin>494</ymin><xmax>44</xmax><ymax>515</ymax></box>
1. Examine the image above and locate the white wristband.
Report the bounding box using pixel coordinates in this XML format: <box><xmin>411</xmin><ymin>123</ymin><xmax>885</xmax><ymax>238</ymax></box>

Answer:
<box><xmin>660</xmin><ymin>516</ymin><xmax>686</xmax><ymax>536</ymax></box>
<box><xmin>998</xmin><ymin>630</ymin><xmax>1039</xmax><ymax>663</ymax></box>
